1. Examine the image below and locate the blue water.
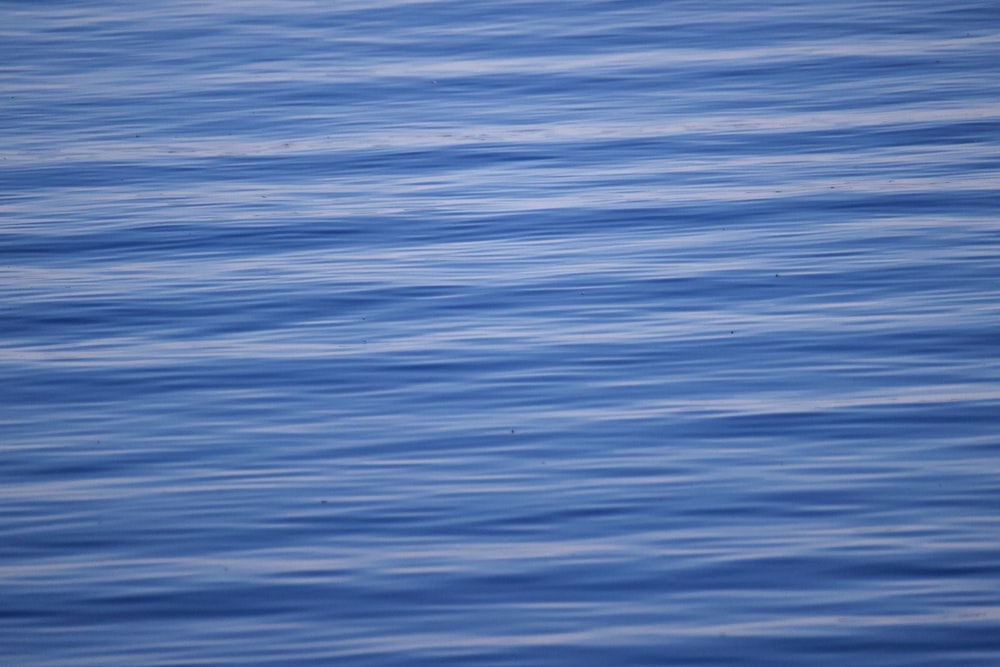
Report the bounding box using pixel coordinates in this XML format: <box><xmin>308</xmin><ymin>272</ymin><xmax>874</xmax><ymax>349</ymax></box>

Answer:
<box><xmin>3</xmin><ymin>1</ymin><xmax>1000</xmax><ymax>664</ymax></box>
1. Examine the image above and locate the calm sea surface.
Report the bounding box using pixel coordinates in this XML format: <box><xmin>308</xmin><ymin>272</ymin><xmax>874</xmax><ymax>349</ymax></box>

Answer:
<box><xmin>3</xmin><ymin>1</ymin><xmax>1000</xmax><ymax>664</ymax></box>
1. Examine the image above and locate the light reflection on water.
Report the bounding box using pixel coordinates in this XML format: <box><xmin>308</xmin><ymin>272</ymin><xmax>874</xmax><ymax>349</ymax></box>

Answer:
<box><xmin>3</xmin><ymin>0</ymin><xmax>1000</xmax><ymax>665</ymax></box>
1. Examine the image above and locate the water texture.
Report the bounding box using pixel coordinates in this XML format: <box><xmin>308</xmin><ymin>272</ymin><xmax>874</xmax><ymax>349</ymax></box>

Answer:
<box><xmin>2</xmin><ymin>1</ymin><xmax>1000</xmax><ymax>664</ymax></box>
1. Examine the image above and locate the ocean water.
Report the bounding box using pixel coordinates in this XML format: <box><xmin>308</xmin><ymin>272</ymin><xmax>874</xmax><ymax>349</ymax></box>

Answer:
<box><xmin>3</xmin><ymin>1</ymin><xmax>1000</xmax><ymax>664</ymax></box>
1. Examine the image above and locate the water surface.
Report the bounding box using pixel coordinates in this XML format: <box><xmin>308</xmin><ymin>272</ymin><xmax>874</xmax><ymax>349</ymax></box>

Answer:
<box><xmin>3</xmin><ymin>1</ymin><xmax>1000</xmax><ymax>664</ymax></box>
